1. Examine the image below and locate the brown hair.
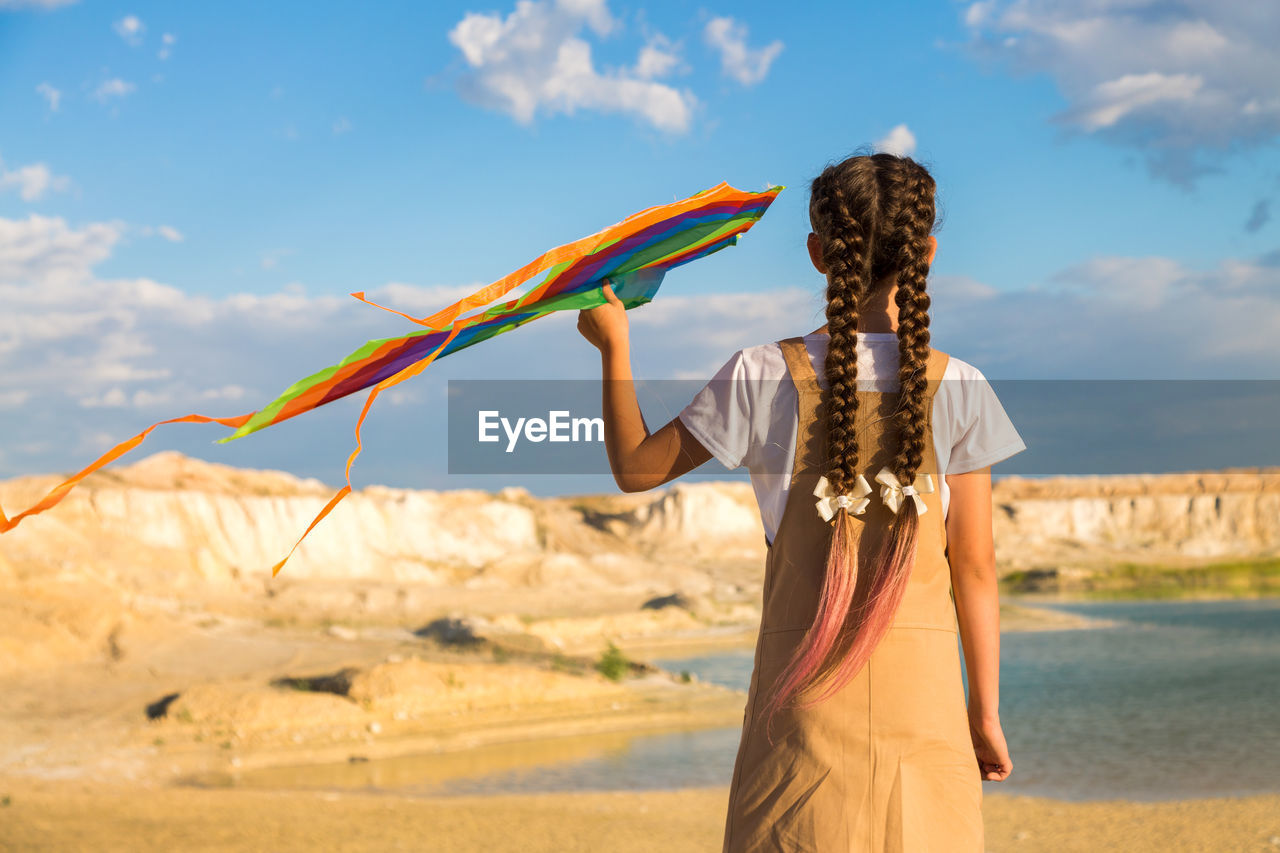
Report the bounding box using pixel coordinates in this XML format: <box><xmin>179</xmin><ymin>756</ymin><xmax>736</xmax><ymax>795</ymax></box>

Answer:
<box><xmin>758</xmin><ymin>152</ymin><xmax>938</xmax><ymax>743</ymax></box>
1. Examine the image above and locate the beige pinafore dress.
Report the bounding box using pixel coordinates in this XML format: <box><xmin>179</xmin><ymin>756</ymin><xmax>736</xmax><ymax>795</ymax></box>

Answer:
<box><xmin>722</xmin><ymin>336</ymin><xmax>982</xmax><ymax>852</ymax></box>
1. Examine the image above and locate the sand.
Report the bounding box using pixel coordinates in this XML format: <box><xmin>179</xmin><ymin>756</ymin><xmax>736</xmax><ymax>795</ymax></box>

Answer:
<box><xmin>2</xmin><ymin>779</ymin><xmax>1279</xmax><ymax>852</ymax></box>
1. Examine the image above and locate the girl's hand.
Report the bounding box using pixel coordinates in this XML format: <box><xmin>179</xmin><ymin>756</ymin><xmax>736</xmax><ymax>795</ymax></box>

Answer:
<box><xmin>969</xmin><ymin>712</ymin><xmax>1013</xmax><ymax>781</ymax></box>
<box><xmin>577</xmin><ymin>281</ymin><xmax>629</xmax><ymax>354</ymax></box>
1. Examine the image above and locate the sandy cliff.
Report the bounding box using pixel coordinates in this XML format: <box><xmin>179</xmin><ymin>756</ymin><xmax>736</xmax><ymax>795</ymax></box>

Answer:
<box><xmin>0</xmin><ymin>453</ymin><xmax>777</xmax><ymax>603</ymax></box>
<box><xmin>991</xmin><ymin>470</ymin><xmax>1280</xmax><ymax>570</ymax></box>
<box><xmin>3</xmin><ymin>453</ymin><xmax>1277</xmax><ymax>592</ymax></box>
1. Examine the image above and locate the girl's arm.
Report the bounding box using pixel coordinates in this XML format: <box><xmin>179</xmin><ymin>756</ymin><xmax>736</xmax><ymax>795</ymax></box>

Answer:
<box><xmin>945</xmin><ymin>466</ymin><xmax>1013</xmax><ymax>782</ymax></box>
<box><xmin>578</xmin><ymin>283</ymin><xmax>713</xmax><ymax>492</ymax></box>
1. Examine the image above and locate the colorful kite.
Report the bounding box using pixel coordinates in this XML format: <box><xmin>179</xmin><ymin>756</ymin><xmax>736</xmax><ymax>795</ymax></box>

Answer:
<box><xmin>0</xmin><ymin>181</ymin><xmax>783</xmax><ymax>574</ymax></box>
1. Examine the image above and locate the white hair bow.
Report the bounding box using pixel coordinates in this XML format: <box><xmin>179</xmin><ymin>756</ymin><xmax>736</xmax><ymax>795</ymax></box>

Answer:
<box><xmin>874</xmin><ymin>467</ymin><xmax>936</xmax><ymax>516</ymax></box>
<box><xmin>813</xmin><ymin>473</ymin><xmax>873</xmax><ymax>523</ymax></box>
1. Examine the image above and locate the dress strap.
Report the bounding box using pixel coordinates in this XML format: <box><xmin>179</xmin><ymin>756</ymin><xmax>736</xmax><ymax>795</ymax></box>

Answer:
<box><xmin>778</xmin><ymin>336</ymin><xmax>819</xmax><ymax>389</ymax></box>
<box><xmin>924</xmin><ymin>348</ymin><xmax>950</xmax><ymax>400</ymax></box>
<box><xmin>781</xmin><ymin>335</ymin><xmax>949</xmax><ymax>393</ymax></box>
<box><xmin>778</xmin><ymin>337</ymin><xmax>824</xmax><ymax>494</ymax></box>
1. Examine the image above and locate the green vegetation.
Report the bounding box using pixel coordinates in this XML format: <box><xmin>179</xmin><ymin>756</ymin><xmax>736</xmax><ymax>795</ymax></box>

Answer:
<box><xmin>595</xmin><ymin>641</ymin><xmax>631</xmax><ymax>682</ymax></box>
<box><xmin>281</xmin><ymin>677</ymin><xmax>316</xmax><ymax>692</ymax></box>
<box><xmin>1000</xmin><ymin>557</ymin><xmax>1280</xmax><ymax>600</ymax></box>
<box><xmin>271</xmin><ymin>669</ymin><xmax>357</xmax><ymax>697</ymax></box>
<box><xmin>175</xmin><ymin>708</ymin><xmax>194</xmax><ymax>724</ymax></box>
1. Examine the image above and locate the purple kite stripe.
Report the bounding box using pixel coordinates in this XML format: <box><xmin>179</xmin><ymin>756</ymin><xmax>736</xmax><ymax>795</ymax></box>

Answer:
<box><xmin>546</xmin><ymin>203</ymin><xmax>768</xmax><ymax>296</ymax></box>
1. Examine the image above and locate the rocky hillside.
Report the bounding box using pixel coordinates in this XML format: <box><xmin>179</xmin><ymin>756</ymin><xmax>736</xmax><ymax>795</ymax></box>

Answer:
<box><xmin>0</xmin><ymin>453</ymin><xmax>765</xmax><ymax>601</ymax></box>
<box><xmin>2</xmin><ymin>453</ymin><xmax>1276</xmax><ymax>676</ymax></box>
<box><xmin>991</xmin><ymin>470</ymin><xmax>1280</xmax><ymax>570</ymax></box>
<box><xmin>3</xmin><ymin>453</ymin><xmax>1278</xmax><ymax>593</ymax></box>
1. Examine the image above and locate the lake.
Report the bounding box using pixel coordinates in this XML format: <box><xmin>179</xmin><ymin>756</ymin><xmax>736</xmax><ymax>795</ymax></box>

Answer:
<box><xmin>202</xmin><ymin>598</ymin><xmax>1280</xmax><ymax>801</ymax></box>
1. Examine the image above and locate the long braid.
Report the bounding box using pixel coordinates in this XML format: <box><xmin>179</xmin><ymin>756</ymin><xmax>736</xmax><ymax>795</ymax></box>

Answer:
<box><xmin>758</xmin><ymin>152</ymin><xmax>939</xmax><ymax>744</ymax></box>
<box><xmin>758</xmin><ymin>160</ymin><xmax>878</xmax><ymax>741</ymax></box>
<box><xmin>835</xmin><ymin>161</ymin><xmax>938</xmax><ymax>677</ymax></box>
<box><xmin>821</xmin><ymin>174</ymin><xmax>874</xmax><ymax>495</ymax></box>
<box><xmin>890</xmin><ymin>163</ymin><xmax>935</xmax><ymax>484</ymax></box>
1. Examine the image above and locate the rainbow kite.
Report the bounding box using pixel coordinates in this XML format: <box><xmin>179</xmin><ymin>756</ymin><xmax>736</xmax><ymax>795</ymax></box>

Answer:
<box><xmin>0</xmin><ymin>181</ymin><xmax>783</xmax><ymax>574</ymax></box>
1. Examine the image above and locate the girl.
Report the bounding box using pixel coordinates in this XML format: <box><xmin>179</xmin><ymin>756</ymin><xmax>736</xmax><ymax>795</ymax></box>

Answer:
<box><xmin>577</xmin><ymin>152</ymin><xmax>1021</xmax><ymax>852</ymax></box>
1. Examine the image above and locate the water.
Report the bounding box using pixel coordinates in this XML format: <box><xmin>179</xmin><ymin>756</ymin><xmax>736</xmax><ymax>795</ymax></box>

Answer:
<box><xmin>204</xmin><ymin>598</ymin><xmax>1280</xmax><ymax>801</ymax></box>
<box><xmin>989</xmin><ymin>598</ymin><xmax>1280</xmax><ymax>800</ymax></box>
<box><xmin>656</xmin><ymin>599</ymin><xmax>1280</xmax><ymax>801</ymax></box>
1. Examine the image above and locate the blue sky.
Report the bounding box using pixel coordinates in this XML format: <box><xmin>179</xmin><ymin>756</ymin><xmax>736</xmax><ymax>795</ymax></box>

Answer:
<box><xmin>1</xmin><ymin>0</ymin><xmax>1277</xmax><ymax>494</ymax></box>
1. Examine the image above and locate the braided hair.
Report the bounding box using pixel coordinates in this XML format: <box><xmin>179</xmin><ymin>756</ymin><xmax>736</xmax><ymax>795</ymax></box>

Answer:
<box><xmin>758</xmin><ymin>153</ymin><xmax>938</xmax><ymax>743</ymax></box>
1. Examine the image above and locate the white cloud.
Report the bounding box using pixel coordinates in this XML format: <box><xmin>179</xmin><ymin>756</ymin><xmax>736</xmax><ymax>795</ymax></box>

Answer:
<box><xmin>113</xmin><ymin>14</ymin><xmax>144</xmax><ymax>45</ymax></box>
<box><xmin>448</xmin><ymin>0</ymin><xmax>697</xmax><ymax>133</ymax></box>
<box><xmin>130</xmin><ymin>388</ymin><xmax>173</xmax><ymax>408</ymax></box>
<box><xmin>964</xmin><ymin>0</ymin><xmax>997</xmax><ymax>28</ymax></box>
<box><xmin>703</xmin><ymin>16</ymin><xmax>783</xmax><ymax>86</ymax></box>
<box><xmin>0</xmin><ymin>157</ymin><xmax>72</xmax><ymax>201</ymax></box>
<box><xmin>158</xmin><ymin>32</ymin><xmax>175</xmax><ymax>60</ymax></box>
<box><xmin>963</xmin><ymin>0</ymin><xmax>1280</xmax><ymax>183</ymax></box>
<box><xmin>260</xmin><ymin>248</ymin><xmax>293</xmax><ymax>270</ymax></box>
<box><xmin>552</xmin><ymin>0</ymin><xmax>613</xmax><ymax>33</ymax></box>
<box><xmin>634</xmin><ymin>35</ymin><xmax>681</xmax><ymax>80</ymax></box>
<box><xmin>200</xmin><ymin>384</ymin><xmax>247</xmax><ymax>401</ymax></box>
<box><xmin>369</xmin><ymin>281</ymin><xmax>491</xmax><ymax>311</ymax></box>
<box><xmin>0</xmin><ymin>215</ymin><xmax>120</xmax><ymax>284</ymax></box>
<box><xmin>930</xmin><ymin>255</ymin><xmax>1280</xmax><ymax>376</ymax></box>
<box><xmin>138</xmin><ymin>224</ymin><xmax>184</xmax><ymax>242</ymax></box>
<box><xmin>0</xmin><ymin>214</ymin><xmax>450</xmax><ymax>410</ymax></box>
<box><xmin>875</xmin><ymin>124</ymin><xmax>917</xmax><ymax>157</ymax></box>
<box><xmin>79</xmin><ymin>388</ymin><xmax>129</xmax><ymax>408</ymax></box>
<box><xmin>94</xmin><ymin>78</ymin><xmax>136</xmax><ymax>103</ymax></box>
<box><xmin>1073</xmin><ymin>72</ymin><xmax>1203</xmax><ymax>131</ymax></box>
<box><xmin>332</xmin><ymin>116</ymin><xmax>352</xmax><ymax>135</ymax></box>
<box><xmin>629</xmin><ymin>287</ymin><xmax>820</xmax><ymax>375</ymax></box>
<box><xmin>35</xmin><ymin>82</ymin><xmax>61</xmax><ymax>111</ymax></box>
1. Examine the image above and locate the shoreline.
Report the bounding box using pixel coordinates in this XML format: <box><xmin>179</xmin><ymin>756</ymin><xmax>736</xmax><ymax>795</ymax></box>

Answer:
<box><xmin>0</xmin><ymin>598</ymin><xmax>1133</xmax><ymax>792</ymax></box>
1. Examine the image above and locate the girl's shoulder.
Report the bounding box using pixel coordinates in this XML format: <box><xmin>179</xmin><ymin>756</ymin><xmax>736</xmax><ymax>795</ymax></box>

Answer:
<box><xmin>939</xmin><ymin>352</ymin><xmax>988</xmax><ymax>383</ymax></box>
<box><xmin>933</xmin><ymin>352</ymin><xmax>1027</xmax><ymax>471</ymax></box>
<box><xmin>936</xmin><ymin>352</ymin><xmax>994</xmax><ymax>413</ymax></box>
<box><xmin>724</xmin><ymin>340</ymin><xmax>791</xmax><ymax>380</ymax></box>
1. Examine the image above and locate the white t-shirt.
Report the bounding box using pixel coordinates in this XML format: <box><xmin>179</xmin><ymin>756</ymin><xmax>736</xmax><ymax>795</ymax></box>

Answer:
<box><xmin>677</xmin><ymin>331</ymin><xmax>1027</xmax><ymax>544</ymax></box>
